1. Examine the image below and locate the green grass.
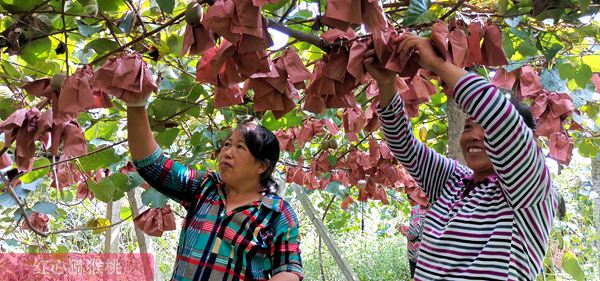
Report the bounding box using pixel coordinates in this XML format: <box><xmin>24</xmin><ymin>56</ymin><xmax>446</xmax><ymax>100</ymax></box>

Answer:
<box><xmin>301</xmin><ymin>233</ymin><xmax>410</xmax><ymax>281</ymax></box>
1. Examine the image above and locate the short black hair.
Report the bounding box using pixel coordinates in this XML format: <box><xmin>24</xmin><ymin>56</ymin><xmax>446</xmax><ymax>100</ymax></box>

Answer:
<box><xmin>237</xmin><ymin>120</ymin><xmax>280</xmax><ymax>195</ymax></box>
<box><xmin>510</xmin><ymin>97</ymin><xmax>536</xmax><ymax>130</ymax></box>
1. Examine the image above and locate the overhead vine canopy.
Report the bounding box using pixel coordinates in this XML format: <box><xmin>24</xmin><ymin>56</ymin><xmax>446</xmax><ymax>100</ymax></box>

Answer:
<box><xmin>0</xmin><ymin>0</ymin><xmax>598</xmax><ymax>260</ymax></box>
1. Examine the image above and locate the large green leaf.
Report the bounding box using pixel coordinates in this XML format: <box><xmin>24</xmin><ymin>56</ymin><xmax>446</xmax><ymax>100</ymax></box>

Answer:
<box><xmin>0</xmin><ymin>60</ymin><xmax>20</xmax><ymax>78</ymax></box>
<box><xmin>540</xmin><ymin>68</ymin><xmax>568</xmax><ymax>93</ymax></box>
<box><xmin>21</xmin><ymin>37</ymin><xmax>52</xmax><ymax>66</ymax></box>
<box><xmin>157</xmin><ymin>0</ymin><xmax>175</xmax><ymax>14</ymax></box>
<box><xmin>156</xmin><ymin>128</ymin><xmax>180</xmax><ymax>148</ymax></box>
<box><xmin>0</xmin><ymin>0</ymin><xmax>46</xmax><ymax>12</ymax></box>
<box><xmin>76</xmin><ymin>20</ymin><xmax>104</xmax><ymax>37</ymax></box>
<box><xmin>574</xmin><ymin>64</ymin><xmax>592</xmax><ymax>88</ymax></box>
<box><xmin>97</xmin><ymin>0</ymin><xmax>127</xmax><ymax>12</ymax></box>
<box><xmin>85</xmin><ymin>121</ymin><xmax>118</xmax><ymax>141</ymax></box>
<box><xmin>87</xmin><ymin>179</ymin><xmax>114</xmax><ymax>202</ymax></box>
<box><xmin>84</xmin><ymin>38</ymin><xmax>120</xmax><ymax>59</ymax></box>
<box><xmin>0</xmin><ymin>97</ymin><xmax>17</xmax><ymax>120</ymax></box>
<box><xmin>402</xmin><ymin>0</ymin><xmax>431</xmax><ymax>25</ymax></box>
<box><xmin>141</xmin><ymin>187</ymin><xmax>168</xmax><ymax>208</ymax></box>
<box><xmin>32</xmin><ymin>201</ymin><xmax>58</xmax><ymax>217</ymax></box>
<box><xmin>562</xmin><ymin>251</ymin><xmax>584</xmax><ymax>281</ymax></box>
<box><xmin>78</xmin><ymin>0</ymin><xmax>98</xmax><ymax>16</ymax></box>
<box><xmin>79</xmin><ymin>147</ymin><xmax>121</xmax><ymax>172</ymax></box>
<box><xmin>20</xmin><ymin>158</ymin><xmax>51</xmax><ymax>183</ymax></box>
<box><xmin>117</xmin><ymin>11</ymin><xmax>135</xmax><ymax>35</ymax></box>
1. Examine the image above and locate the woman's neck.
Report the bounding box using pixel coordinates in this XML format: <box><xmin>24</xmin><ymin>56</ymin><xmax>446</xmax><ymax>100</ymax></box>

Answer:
<box><xmin>224</xmin><ymin>182</ymin><xmax>262</xmax><ymax>202</ymax></box>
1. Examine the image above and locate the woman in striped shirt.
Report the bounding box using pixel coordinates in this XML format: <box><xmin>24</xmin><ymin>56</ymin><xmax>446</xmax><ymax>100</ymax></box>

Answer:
<box><xmin>363</xmin><ymin>35</ymin><xmax>557</xmax><ymax>280</ymax></box>
<box><xmin>127</xmin><ymin>101</ymin><xmax>303</xmax><ymax>280</ymax></box>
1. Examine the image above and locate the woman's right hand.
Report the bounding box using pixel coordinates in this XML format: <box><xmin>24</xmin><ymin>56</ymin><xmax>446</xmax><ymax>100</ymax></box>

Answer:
<box><xmin>394</xmin><ymin>35</ymin><xmax>445</xmax><ymax>73</ymax></box>
<box><xmin>394</xmin><ymin>34</ymin><xmax>467</xmax><ymax>90</ymax></box>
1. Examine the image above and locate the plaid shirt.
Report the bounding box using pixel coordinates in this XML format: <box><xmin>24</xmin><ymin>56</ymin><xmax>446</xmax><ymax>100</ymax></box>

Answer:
<box><xmin>406</xmin><ymin>205</ymin><xmax>426</xmax><ymax>262</ymax></box>
<box><xmin>133</xmin><ymin>148</ymin><xmax>303</xmax><ymax>281</ymax></box>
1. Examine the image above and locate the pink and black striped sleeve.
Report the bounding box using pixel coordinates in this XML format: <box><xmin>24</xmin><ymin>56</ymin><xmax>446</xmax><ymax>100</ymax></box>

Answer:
<box><xmin>377</xmin><ymin>94</ymin><xmax>464</xmax><ymax>205</ymax></box>
<box><xmin>133</xmin><ymin>147</ymin><xmax>208</xmax><ymax>207</ymax></box>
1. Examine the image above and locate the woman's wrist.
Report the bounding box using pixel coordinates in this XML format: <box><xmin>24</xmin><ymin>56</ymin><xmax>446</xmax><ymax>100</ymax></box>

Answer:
<box><xmin>376</xmin><ymin>79</ymin><xmax>396</xmax><ymax>108</ymax></box>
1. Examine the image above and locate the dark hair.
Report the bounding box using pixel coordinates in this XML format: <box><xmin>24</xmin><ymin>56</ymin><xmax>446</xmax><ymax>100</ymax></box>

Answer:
<box><xmin>237</xmin><ymin>120</ymin><xmax>280</xmax><ymax>195</ymax></box>
<box><xmin>510</xmin><ymin>98</ymin><xmax>536</xmax><ymax>130</ymax></box>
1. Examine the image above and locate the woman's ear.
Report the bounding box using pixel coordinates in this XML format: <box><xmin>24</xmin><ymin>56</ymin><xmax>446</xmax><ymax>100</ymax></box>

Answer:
<box><xmin>257</xmin><ymin>159</ymin><xmax>269</xmax><ymax>175</ymax></box>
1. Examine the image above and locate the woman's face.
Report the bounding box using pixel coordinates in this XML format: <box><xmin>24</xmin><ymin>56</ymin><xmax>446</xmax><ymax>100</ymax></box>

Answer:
<box><xmin>460</xmin><ymin>118</ymin><xmax>495</xmax><ymax>177</ymax></box>
<box><xmin>218</xmin><ymin>130</ymin><xmax>266</xmax><ymax>188</ymax></box>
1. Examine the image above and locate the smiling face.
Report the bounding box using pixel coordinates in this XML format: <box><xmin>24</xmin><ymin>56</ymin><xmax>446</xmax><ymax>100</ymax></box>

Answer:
<box><xmin>217</xmin><ymin>130</ymin><xmax>266</xmax><ymax>189</ymax></box>
<box><xmin>460</xmin><ymin>118</ymin><xmax>495</xmax><ymax>178</ymax></box>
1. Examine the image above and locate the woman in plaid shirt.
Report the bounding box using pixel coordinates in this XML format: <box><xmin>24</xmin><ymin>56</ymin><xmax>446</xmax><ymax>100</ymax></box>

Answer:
<box><xmin>399</xmin><ymin>203</ymin><xmax>427</xmax><ymax>280</ymax></box>
<box><xmin>127</xmin><ymin>103</ymin><xmax>303</xmax><ymax>280</ymax></box>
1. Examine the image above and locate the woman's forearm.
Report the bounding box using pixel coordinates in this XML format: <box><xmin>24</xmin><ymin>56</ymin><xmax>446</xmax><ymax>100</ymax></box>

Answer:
<box><xmin>430</xmin><ymin>61</ymin><xmax>468</xmax><ymax>91</ymax></box>
<box><xmin>127</xmin><ymin>107</ymin><xmax>158</xmax><ymax>160</ymax></box>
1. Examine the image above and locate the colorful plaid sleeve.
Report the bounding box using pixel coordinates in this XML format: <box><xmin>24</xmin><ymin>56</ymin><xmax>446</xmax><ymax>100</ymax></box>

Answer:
<box><xmin>271</xmin><ymin>200</ymin><xmax>303</xmax><ymax>280</ymax></box>
<box><xmin>132</xmin><ymin>147</ymin><xmax>207</xmax><ymax>207</ymax></box>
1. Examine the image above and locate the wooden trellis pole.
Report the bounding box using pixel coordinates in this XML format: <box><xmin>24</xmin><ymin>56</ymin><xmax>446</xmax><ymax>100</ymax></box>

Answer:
<box><xmin>292</xmin><ymin>184</ymin><xmax>359</xmax><ymax>281</ymax></box>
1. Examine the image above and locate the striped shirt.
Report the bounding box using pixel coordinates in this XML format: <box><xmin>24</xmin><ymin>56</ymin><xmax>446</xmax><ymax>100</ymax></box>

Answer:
<box><xmin>406</xmin><ymin>205</ymin><xmax>426</xmax><ymax>262</ymax></box>
<box><xmin>378</xmin><ymin>73</ymin><xmax>557</xmax><ymax>281</ymax></box>
<box><xmin>134</xmin><ymin>148</ymin><xmax>303</xmax><ymax>281</ymax></box>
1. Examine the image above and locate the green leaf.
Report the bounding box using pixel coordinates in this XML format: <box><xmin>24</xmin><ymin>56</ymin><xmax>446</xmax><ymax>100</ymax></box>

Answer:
<box><xmin>402</xmin><ymin>0</ymin><xmax>431</xmax><ymax>25</ymax></box>
<box><xmin>577</xmin><ymin>140</ymin><xmax>599</xmax><ymax>158</ymax></box>
<box><xmin>125</xmin><ymin>172</ymin><xmax>145</xmax><ymax>191</ymax></box>
<box><xmin>120</xmin><ymin>206</ymin><xmax>132</xmax><ymax>220</ymax></box>
<box><xmin>141</xmin><ymin>187</ymin><xmax>168</xmax><ymax>208</ymax></box>
<box><xmin>166</xmin><ymin>34</ymin><xmax>182</xmax><ymax>55</ymax></box>
<box><xmin>0</xmin><ymin>97</ymin><xmax>17</xmax><ymax>119</ymax></box>
<box><xmin>97</xmin><ymin>0</ymin><xmax>127</xmax><ymax>12</ymax></box>
<box><xmin>157</xmin><ymin>0</ymin><xmax>175</xmax><ymax>14</ymax></box>
<box><xmin>79</xmin><ymin>147</ymin><xmax>120</xmax><ymax>172</ymax></box>
<box><xmin>88</xmin><ymin>178</ymin><xmax>115</xmax><ymax>202</ymax></box>
<box><xmin>149</xmin><ymin>99</ymin><xmax>181</xmax><ymax>119</ymax></box>
<box><xmin>263</xmin><ymin>0</ymin><xmax>288</xmax><ymax>13</ymax></box>
<box><xmin>117</xmin><ymin>11</ymin><xmax>135</xmax><ymax>35</ymax></box>
<box><xmin>109</xmin><ymin>173</ymin><xmax>128</xmax><ymax>190</ymax></box>
<box><xmin>0</xmin><ymin>0</ymin><xmax>46</xmax><ymax>12</ymax></box>
<box><xmin>156</xmin><ymin>128</ymin><xmax>180</xmax><ymax>148</ymax></box>
<box><xmin>516</xmin><ymin>40</ymin><xmax>537</xmax><ymax>57</ymax></box>
<box><xmin>574</xmin><ymin>64</ymin><xmax>592</xmax><ymax>88</ymax></box>
<box><xmin>325</xmin><ymin>181</ymin><xmax>348</xmax><ymax>197</ymax></box>
<box><xmin>558</xmin><ymin>63</ymin><xmax>575</xmax><ymax>80</ymax></box>
<box><xmin>562</xmin><ymin>251</ymin><xmax>584</xmax><ymax>281</ymax></box>
<box><xmin>540</xmin><ymin>68</ymin><xmax>568</xmax><ymax>93</ymax></box>
<box><xmin>502</xmin><ymin>34</ymin><xmax>516</xmax><ymax>59</ymax></box>
<box><xmin>543</xmin><ymin>43</ymin><xmax>561</xmax><ymax>61</ymax></box>
<box><xmin>76</xmin><ymin>20</ymin><xmax>104</xmax><ymax>37</ymax></box>
<box><xmin>32</xmin><ymin>201</ymin><xmax>58</xmax><ymax>217</ymax></box>
<box><xmin>85</xmin><ymin>38</ymin><xmax>119</xmax><ymax>60</ymax></box>
<box><xmin>85</xmin><ymin>121</ymin><xmax>118</xmax><ymax>141</ymax></box>
<box><xmin>0</xmin><ymin>60</ymin><xmax>20</xmax><ymax>78</ymax></box>
<box><xmin>78</xmin><ymin>0</ymin><xmax>98</xmax><ymax>16</ymax></box>
<box><xmin>505</xmin><ymin>16</ymin><xmax>522</xmax><ymax>28</ymax></box>
<box><xmin>505</xmin><ymin>61</ymin><xmax>527</xmax><ymax>72</ymax></box>
<box><xmin>21</xmin><ymin>37</ymin><xmax>51</xmax><ymax>66</ymax></box>
<box><xmin>20</xmin><ymin>158</ymin><xmax>51</xmax><ymax>183</ymax></box>
<box><xmin>19</xmin><ymin>178</ymin><xmax>43</xmax><ymax>191</ymax></box>
<box><xmin>0</xmin><ymin>192</ymin><xmax>16</xmax><ymax>208</ymax></box>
